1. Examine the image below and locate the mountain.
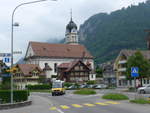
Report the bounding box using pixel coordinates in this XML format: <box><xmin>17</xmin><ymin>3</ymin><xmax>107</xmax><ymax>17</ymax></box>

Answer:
<box><xmin>79</xmin><ymin>1</ymin><xmax>150</xmax><ymax>64</ymax></box>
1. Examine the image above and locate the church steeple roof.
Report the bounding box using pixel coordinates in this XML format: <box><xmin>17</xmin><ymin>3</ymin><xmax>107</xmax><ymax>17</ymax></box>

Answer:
<box><xmin>66</xmin><ymin>10</ymin><xmax>77</xmax><ymax>32</ymax></box>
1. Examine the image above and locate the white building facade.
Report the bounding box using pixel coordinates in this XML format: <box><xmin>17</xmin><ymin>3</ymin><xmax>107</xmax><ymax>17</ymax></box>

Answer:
<box><xmin>24</xmin><ymin>17</ymin><xmax>95</xmax><ymax>80</ymax></box>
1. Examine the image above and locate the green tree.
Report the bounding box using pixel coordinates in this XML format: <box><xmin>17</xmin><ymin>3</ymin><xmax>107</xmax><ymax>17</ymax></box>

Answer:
<box><xmin>95</xmin><ymin>66</ymin><xmax>103</xmax><ymax>78</ymax></box>
<box><xmin>126</xmin><ymin>51</ymin><xmax>150</xmax><ymax>86</ymax></box>
<box><xmin>1</xmin><ymin>76</ymin><xmax>11</xmax><ymax>90</ymax></box>
<box><xmin>38</xmin><ymin>75</ymin><xmax>46</xmax><ymax>84</ymax></box>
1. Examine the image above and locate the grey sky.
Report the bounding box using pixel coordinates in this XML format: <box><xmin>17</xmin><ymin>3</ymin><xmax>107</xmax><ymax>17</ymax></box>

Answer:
<box><xmin>0</xmin><ymin>0</ymin><xmax>146</xmax><ymax>63</ymax></box>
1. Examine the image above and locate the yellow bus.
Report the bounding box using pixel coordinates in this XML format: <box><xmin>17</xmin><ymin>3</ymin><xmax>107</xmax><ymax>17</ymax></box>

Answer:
<box><xmin>51</xmin><ymin>80</ymin><xmax>65</xmax><ymax>96</ymax></box>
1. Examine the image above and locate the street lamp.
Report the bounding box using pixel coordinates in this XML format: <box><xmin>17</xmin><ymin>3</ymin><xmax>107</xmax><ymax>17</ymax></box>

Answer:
<box><xmin>11</xmin><ymin>0</ymin><xmax>57</xmax><ymax>103</ymax></box>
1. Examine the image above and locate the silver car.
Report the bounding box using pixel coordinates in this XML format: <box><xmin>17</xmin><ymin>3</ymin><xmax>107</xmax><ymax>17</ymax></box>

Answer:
<box><xmin>137</xmin><ymin>84</ymin><xmax>150</xmax><ymax>94</ymax></box>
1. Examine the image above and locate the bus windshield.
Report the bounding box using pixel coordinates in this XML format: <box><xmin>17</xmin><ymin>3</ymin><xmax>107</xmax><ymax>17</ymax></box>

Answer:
<box><xmin>52</xmin><ymin>82</ymin><xmax>62</xmax><ymax>88</ymax></box>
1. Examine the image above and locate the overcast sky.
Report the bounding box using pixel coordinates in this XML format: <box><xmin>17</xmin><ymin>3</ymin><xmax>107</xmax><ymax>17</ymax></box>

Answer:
<box><xmin>0</xmin><ymin>0</ymin><xmax>147</xmax><ymax>63</ymax></box>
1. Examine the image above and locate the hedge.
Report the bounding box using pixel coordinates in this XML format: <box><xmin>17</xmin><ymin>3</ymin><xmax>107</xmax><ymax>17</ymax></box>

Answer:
<box><xmin>102</xmin><ymin>93</ymin><xmax>129</xmax><ymax>100</ymax></box>
<box><xmin>64</xmin><ymin>82</ymin><xmax>73</xmax><ymax>87</ymax></box>
<box><xmin>0</xmin><ymin>90</ymin><xmax>29</xmax><ymax>104</ymax></box>
<box><xmin>86</xmin><ymin>80</ymin><xmax>97</xmax><ymax>85</ymax></box>
<box><xmin>26</xmin><ymin>84</ymin><xmax>52</xmax><ymax>90</ymax></box>
<box><xmin>74</xmin><ymin>89</ymin><xmax>96</xmax><ymax>95</ymax></box>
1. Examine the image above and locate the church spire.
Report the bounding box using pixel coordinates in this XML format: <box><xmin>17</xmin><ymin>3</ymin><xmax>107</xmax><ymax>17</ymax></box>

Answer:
<box><xmin>70</xmin><ymin>9</ymin><xmax>72</xmax><ymax>21</ymax></box>
<box><xmin>65</xmin><ymin>10</ymin><xmax>78</xmax><ymax>45</ymax></box>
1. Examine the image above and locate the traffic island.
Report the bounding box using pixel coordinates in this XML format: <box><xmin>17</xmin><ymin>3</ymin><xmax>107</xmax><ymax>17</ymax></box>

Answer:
<box><xmin>0</xmin><ymin>100</ymin><xmax>32</xmax><ymax>110</ymax></box>
<box><xmin>73</xmin><ymin>89</ymin><xmax>96</xmax><ymax>95</ymax></box>
<box><xmin>102</xmin><ymin>93</ymin><xmax>129</xmax><ymax>100</ymax></box>
<box><xmin>130</xmin><ymin>98</ymin><xmax>150</xmax><ymax>104</ymax></box>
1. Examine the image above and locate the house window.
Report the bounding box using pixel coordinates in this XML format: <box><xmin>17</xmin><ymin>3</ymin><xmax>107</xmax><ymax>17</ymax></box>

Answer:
<box><xmin>54</xmin><ymin>63</ymin><xmax>57</xmax><ymax>73</ymax></box>
<box><xmin>91</xmin><ymin>74</ymin><xmax>93</xmax><ymax>79</ymax></box>
<box><xmin>147</xmin><ymin>79</ymin><xmax>149</xmax><ymax>84</ymax></box>
<box><xmin>144</xmin><ymin>79</ymin><xmax>146</xmax><ymax>84</ymax></box>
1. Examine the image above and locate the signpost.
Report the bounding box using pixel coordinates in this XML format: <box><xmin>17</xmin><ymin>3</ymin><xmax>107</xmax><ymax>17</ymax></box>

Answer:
<box><xmin>0</xmin><ymin>52</ymin><xmax>22</xmax><ymax>66</ymax></box>
<box><xmin>131</xmin><ymin>67</ymin><xmax>139</xmax><ymax>93</ymax></box>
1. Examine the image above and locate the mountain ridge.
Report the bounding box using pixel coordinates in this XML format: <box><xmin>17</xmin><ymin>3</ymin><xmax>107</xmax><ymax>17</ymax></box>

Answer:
<box><xmin>78</xmin><ymin>1</ymin><xmax>150</xmax><ymax>63</ymax></box>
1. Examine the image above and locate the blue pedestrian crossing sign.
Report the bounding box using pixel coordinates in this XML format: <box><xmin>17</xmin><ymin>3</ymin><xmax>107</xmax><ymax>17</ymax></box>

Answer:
<box><xmin>131</xmin><ymin>67</ymin><xmax>139</xmax><ymax>77</ymax></box>
<box><xmin>3</xmin><ymin>57</ymin><xmax>10</xmax><ymax>63</ymax></box>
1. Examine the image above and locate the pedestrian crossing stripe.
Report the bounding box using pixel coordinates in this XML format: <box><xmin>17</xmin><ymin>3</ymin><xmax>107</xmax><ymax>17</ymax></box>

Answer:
<box><xmin>60</xmin><ymin>105</ymin><xmax>70</xmax><ymax>109</ymax></box>
<box><xmin>49</xmin><ymin>107</ymin><xmax>57</xmax><ymax>110</ymax></box>
<box><xmin>95</xmin><ymin>102</ymin><xmax>108</xmax><ymax>106</ymax></box>
<box><xmin>83</xmin><ymin>103</ymin><xmax>95</xmax><ymax>107</ymax></box>
<box><xmin>49</xmin><ymin>101</ymin><xmax>120</xmax><ymax>111</ymax></box>
<box><xmin>72</xmin><ymin>104</ymin><xmax>83</xmax><ymax>108</ymax></box>
<box><xmin>105</xmin><ymin>101</ymin><xmax>120</xmax><ymax>104</ymax></box>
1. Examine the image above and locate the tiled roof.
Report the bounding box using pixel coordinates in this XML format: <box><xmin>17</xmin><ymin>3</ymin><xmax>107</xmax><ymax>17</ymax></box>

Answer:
<box><xmin>120</xmin><ymin>49</ymin><xmax>150</xmax><ymax>59</ymax></box>
<box><xmin>28</xmin><ymin>42</ymin><xmax>93</xmax><ymax>59</ymax></box>
<box><xmin>58</xmin><ymin>60</ymin><xmax>90</xmax><ymax>72</ymax></box>
<box><xmin>17</xmin><ymin>64</ymin><xmax>42</xmax><ymax>76</ymax></box>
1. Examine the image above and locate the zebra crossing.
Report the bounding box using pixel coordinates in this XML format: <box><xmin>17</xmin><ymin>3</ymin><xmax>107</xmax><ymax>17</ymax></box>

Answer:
<box><xmin>49</xmin><ymin>101</ymin><xmax>120</xmax><ymax>111</ymax></box>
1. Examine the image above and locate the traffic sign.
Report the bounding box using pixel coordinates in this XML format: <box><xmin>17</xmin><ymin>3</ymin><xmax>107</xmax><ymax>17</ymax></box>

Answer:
<box><xmin>3</xmin><ymin>57</ymin><xmax>10</xmax><ymax>63</ymax></box>
<box><xmin>131</xmin><ymin>67</ymin><xmax>139</xmax><ymax>77</ymax></box>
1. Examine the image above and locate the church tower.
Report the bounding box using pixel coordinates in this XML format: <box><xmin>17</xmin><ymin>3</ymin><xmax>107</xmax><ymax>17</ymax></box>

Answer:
<box><xmin>65</xmin><ymin>11</ymin><xmax>78</xmax><ymax>44</ymax></box>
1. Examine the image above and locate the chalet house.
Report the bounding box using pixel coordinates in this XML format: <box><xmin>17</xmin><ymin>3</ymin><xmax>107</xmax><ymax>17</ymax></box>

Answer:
<box><xmin>57</xmin><ymin>60</ymin><xmax>91</xmax><ymax>83</ymax></box>
<box><xmin>24</xmin><ymin>16</ymin><xmax>95</xmax><ymax>81</ymax></box>
<box><xmin>13</xmin><ymin>64</ymin><xmax>45</xmax><ymax>89</ymax></box>
<box><xmin>100</xmin><ymin>61</ymin><xmax>116</xmax><ymax>86</ymax></box>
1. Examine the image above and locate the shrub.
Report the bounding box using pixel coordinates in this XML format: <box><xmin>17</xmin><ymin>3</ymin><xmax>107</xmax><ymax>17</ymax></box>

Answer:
<box><xmin>128</xmin><ymin>87</ymin><xmax>136</xmax><ymax>92</ymax></box>
<box><xmin>0</xmin><ymin>90</ymin><xmax>29</xmax><ymax>104</ymax></box>
<box><xmin>26</xmin><ymin>84</ymin><xmax>52</xmax><ymax>90</ymax></box>
<box><xmin>102</xmin><ymin>93</ymin><xmax>129</xmax><ymax>100</ymax></box>
<box><xmin>64</xmin><ymin>82</ymin><xmax>73</xmax><ymax>87</ymax></box>
<box><xmin>74</xmin><ymin>83</ymin><xmax>80</xmax><ymax>88</ymax></box>
<box><xmin>130</xmin><ymin>98</ymin><xmax>150</xmax><ymax>104</ymax></box>
<box><xmin>74</xmin><ymin>89</ymin><xmax>96</xmax><ymax>95</ymax></box>
<box><xmin>87</xmin><ymin>80</ymin><xmax>96</xmax><ymax>85</ymax></box>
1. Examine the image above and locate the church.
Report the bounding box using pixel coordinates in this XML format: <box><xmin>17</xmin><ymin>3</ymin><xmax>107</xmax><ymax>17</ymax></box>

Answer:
<box><xmin>23</xmin><ymin>16</ymin><xmax>95</xmax><ymax>82</ymax></box>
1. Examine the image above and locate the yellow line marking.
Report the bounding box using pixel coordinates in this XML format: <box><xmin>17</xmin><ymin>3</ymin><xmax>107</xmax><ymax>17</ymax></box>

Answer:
<box><xmin>49</xmin><ymin>107</ymin><xmax>57</xmax><ymax>110</ymax></box>
<box><xmin>83</xmin><ymin>103</ymin><xmax>95</xmax><ymax>107</ymax></box>
<box><xmin>105</xmin><ymin>101</ymin><xmax>120</xmax><ymax>104</ymax></box>
<box><xmin>60</xmin><ymin>105</ymin><xmax>70</xmax><ymax>109</ymax></box>
<box><xmin>72</xmin><ymin>104</ymin><xmax>83</xmax><ymax>108</ymax></box>
<box><xmin>95</xmin><ymin>102</ymin><xmax>108</xmax><ymax>106</ymax></box>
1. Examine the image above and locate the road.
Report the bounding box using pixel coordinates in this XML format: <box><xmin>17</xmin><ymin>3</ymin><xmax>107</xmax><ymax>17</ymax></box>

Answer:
<box><xmin>0</xmin><ymin>90</ymin><xmax>150</xmax><ymax>113</ymax></box>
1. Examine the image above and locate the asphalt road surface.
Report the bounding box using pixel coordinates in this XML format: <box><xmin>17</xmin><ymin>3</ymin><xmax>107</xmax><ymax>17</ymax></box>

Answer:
<box><xmin>0</xmin><ymin>90</ymin><xmax>150</xmax><ymax>113</ymax></box>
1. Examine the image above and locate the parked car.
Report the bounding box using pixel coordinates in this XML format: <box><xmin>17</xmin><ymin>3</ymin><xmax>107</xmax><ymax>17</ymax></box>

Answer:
<box><xmin>137</xmin><ymin>84</ymin><xmax>150</xmax><ymax>94</ymax></box>
<box><xmin>68</xmin><ymin>85</ymin><xmax>79</xmax><ymax>90</ymax></box>
<box><xmin>80</xmin><ymin>84</ymin><xmax>89</xmax><ymax>88</ymax></box>
<box><xmin>87</xmin><ymin>85</ymin><xmax>96</xmax><ymax>89</ymax></box>
<box><xmin>94</xmin><ymin>84</ymin><xmax>107</xmax><ymax>89</ymax></box>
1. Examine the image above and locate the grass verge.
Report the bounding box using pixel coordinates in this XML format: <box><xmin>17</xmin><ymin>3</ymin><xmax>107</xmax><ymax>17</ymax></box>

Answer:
<box><xmin>102</xmin><ymin>93</ymin><xmax>129</xmax><ymax>100</ymax></box>
<box><xmin>29</xmin><ymin>90</ymin><xmax>51</xmax><ymax>93</ymax></box>
<box><xmin>130</xmin><ymin>98</ymin><xmax>150</xmax><ymax>104</ymax></box>
<box><xmin>73</xmin><ymin>89</ymin><xmax>96</xmax><ymax>95</ymax></box>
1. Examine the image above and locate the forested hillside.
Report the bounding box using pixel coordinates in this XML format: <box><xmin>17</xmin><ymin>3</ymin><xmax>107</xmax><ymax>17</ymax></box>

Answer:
<box><xmin>79</xmin><ymin>1</ymin><xmax>150</xmax><ymax>63</ymax></box>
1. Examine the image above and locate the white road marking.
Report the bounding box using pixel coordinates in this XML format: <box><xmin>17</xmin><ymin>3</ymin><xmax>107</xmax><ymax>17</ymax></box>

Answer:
<box><xmin>57</xmin><ymin>108</ymin><xmax>65</xmax><ymax>113</ymax></box>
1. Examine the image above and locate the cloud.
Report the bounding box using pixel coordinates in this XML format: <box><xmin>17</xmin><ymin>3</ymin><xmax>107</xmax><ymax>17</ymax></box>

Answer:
<box><xmin>0</xmin><ymin>0</ymin><xmax>146</xmax><ymax>63</ymax></box>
